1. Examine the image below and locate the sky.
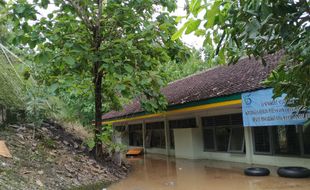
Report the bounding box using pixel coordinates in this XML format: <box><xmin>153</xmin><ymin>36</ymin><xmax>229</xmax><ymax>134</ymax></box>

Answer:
<box><xmin>174</xmin><ymin>0</ymin><xmax>204</xmax><ymax>49</ymax></box>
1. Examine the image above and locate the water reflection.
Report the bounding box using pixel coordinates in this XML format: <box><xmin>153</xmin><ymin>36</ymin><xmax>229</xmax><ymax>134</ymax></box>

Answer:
<box><xmin>108</xmin><ymin>154</ymin><xmax>310</xmax><ymax>190</ymax></box>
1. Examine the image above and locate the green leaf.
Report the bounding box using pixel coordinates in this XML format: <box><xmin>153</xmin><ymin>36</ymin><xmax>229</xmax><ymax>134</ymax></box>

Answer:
<box><xmin>247</xmin><ymin>18</ymin><xmax>260</xmax><ymax>39</ymax></box>
<box><xmin>189</xmin><ymin>0</ymin><xmax>202</xmax><ymax>16</ymax></box>
<box><xmin>63</xmin><ymin>56</ymin><xmax>75</xmax><ymax>66</ymax></box>
<box><xmin>47</xmin><ymin>13</ymin><xmax>53</xmax><ymax>19</ymax></box>
<box><xmin>124</xmin><ymin>64</ymin><xmax>134</xmax><ymax>73</ymax></box>
<box><xmin>15</xmin><ymin>5</ymin><xmax>26</xmax><ymax>14</ymax></box>
<box><xmin>40</xmin><ymin>0</ymin><xmax>50</xmax><ymax>9</ymax></box>
<box><xmin>205</xmin><ymin>1</ymin><xmax>221</xmax><ymax>29</ymax></box>
<box><xmin>185</xmin><ymin>19</ymin><xmax>201</xmax><ymax>34</ymax></box>
<box><xmin>175</xmin><ymin>16</ymin><xmax>186</xmax><ymax>23</ymax></box>
<box><xmin>204</xmin><ymin>32</ymin><xmax>212</xmax><ymax>46</ymax></box>
<box><xmin>35</xmin><ymin>52</ymin><xmax>49</xmax><ymax>63</ymax></box>
<box><xmin>194</xmin><ymin>29</ymin><xmax>206</xmax><ymax>36</ymax></box>
<box><xmin>172</xmin><ymin>25</ymin><xmax>186</xmax><ymax>40</ymax></box>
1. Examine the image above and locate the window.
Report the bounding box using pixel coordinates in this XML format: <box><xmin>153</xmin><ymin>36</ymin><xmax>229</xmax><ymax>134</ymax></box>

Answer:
<box><xmin>146</xmin><ymin>122</ymin><xmax>165</xmax><ymax>148</ymax></box>
<box><xmin>129</xmin><ymin>124</ymin><xmax>143</xmax><ymax>146</ymax></box>
<box><xmin>203</xmin><ymin>128</ymin><xmax>215</xmax><ymax>150</ymax></box>
<box><xmin>273</xmin><ymin>126</ymin><xmax>300</xmax><ymax>155</ymax></box>
<box><xmin>253</xmin><ymin>127</ymin><xmax>271</xmax><ymax>153</ymax></box>
<box><xmin>253</xmin><ymin>125</ymin><xmax>310</xmax><ymax>157</ymax></box>
<box><xmin>169</xmin><ymin>118</ymin><xmax>196</xmax><ymax>129</ymax></box>
<box><xmin>215</xmin><ymin>127</ymin><xmax>230</xmax><ymax>151</ymax></box>
<box><xmin>202</xmin><ymin>114</ymin><xmax>244</xmax><ymax>153</ymax></box>
<box><xmin>229</xmin><ymin>127</ymin><xmax>245</xmax><ymax>152</ymax></box>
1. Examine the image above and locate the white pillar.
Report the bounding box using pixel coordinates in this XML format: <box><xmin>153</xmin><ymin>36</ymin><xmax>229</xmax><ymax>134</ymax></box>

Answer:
<box><xmin>164</xmin><ymin>117</ymin><xmax>170</xmax><ymax>156</ymax></box>
<box><xmin>142</xmin><ymin>121</ymin><xmax>146</xmax><ymax>153</ymax></box>
<box><xmin>244</xmin><ymin>127</ymin><xmax>253</xmax><ymax>164</ymax></box>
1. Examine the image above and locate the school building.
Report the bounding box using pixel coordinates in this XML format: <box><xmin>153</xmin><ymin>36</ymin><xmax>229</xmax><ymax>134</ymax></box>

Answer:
<box><xmin>102</xmin><ymin>52</ymin><xmax>310</xmax><ymax>167</ymax></box>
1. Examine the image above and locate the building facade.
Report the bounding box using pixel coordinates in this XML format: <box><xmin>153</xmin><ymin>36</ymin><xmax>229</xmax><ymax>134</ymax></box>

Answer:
<box><xmin>102</xmin><ymin>52</ymin><xmax>310</xmax><ymax>167</ymax></box>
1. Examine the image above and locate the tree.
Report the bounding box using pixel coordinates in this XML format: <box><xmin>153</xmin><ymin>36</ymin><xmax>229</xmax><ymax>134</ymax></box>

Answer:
<box><xmin>4</xmin><ymin>0</ymin><xmax>187</xmax><ymax>158</ymax></box>
<box><xmin>174</xmin><ymin>0</ymin><xmax>310</xmax><ymax>110</ymax></box>
<box><xmin>160</xmin><ymin>48</ymin><xmax>215</xmax><ymax>83</ymax></box>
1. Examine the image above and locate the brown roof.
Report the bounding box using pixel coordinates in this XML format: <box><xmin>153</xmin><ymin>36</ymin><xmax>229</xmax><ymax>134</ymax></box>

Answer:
<box><xmin>102</xmin><ymin>52</ymin><xmax>282</xmax><ymax>120</ymax></box>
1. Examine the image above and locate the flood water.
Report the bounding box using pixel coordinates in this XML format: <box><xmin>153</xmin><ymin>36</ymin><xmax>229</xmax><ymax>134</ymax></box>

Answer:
<box><xmin>108</xmin><ymin>154</ymin><xmax>310</xmax><ymax>190</ymax></box>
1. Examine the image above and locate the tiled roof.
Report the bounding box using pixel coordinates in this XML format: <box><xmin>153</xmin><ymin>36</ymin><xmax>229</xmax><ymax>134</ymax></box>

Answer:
<box><xmin>102</xmin><ymin>52</ymin><xmax>282</xmax><ymax>120</ymax></box>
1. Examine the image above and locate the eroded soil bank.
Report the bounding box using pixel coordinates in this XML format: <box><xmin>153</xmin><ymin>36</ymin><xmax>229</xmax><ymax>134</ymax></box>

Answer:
<box><xmin>108</xmin><ymin>154</ymin><xmax>310</xmax><ymax>190</ymax></box>
<box><xmin>0</xmin><ymin>122</ymin><xmax>129</xmax><ymax>190</ymax></box>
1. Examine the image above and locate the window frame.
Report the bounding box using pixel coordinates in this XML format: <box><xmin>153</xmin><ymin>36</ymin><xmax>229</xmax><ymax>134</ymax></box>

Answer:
<box><xmin>272</xmin><ymin>125</ymin><xmax>301</xmax><ymax>156</ymax></box>
<box><xmin>227</xmin><ymin>126</ymin><xmax>245</xmax><ymax>153</ymax></box>
<box><xmin>203</xmin><ymin>124</ymin><xmax>245</xmax><ymax>154</ymax></box>
<box><xmin>252</xmin><ymin>125</ymin><xmax>310</xmax><ymax>158</ymax></box>
<box><xmin>128</xmin><ymin>123</ymin><xmax>143</xmax><ymax>147</ymax></box>
<box><xmin>201</xmin><ymin>114</ymin><xmax>244</xmax><ymax>153</ymax></box>
<box><xmin>169</xmin><ymin>117</ymin><xmax>197</xmax><ymax>129</ymax></box>
<box><xmin>252</xmin><ymin>126</ymin><xmax>273</xmax><ymax>155</ymax></box>
<box><xmin>145</xmin><ymin>121</ymin><xmax>166</xmax><ymax>149</ymax></box>
<box><xmin>203</xmin><ymin>127</ymin><xmax>216</xmax><ymax>151</ymax></box>
<box><xmin>214</xmin><ymin>126</ymin><xmax>231</xmax><ymax>152</ymax></box>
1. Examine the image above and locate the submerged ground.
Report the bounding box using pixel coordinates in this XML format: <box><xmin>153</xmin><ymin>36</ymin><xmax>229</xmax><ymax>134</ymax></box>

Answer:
<box><xmin>0</xmin><ymin>122</ymin><xmax>128</xmax><ymax>190</ymax></box>
<box><xmin>108</xmin><ymin>154</ymin><xmax>310</xmax><ymax>190</ymax></box>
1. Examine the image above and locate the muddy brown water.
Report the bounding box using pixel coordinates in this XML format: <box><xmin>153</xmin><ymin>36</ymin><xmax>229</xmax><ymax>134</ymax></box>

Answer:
<box><xmin>108</xmin><ymin>154</ymin><xmax>310</xmax><ymax>190</ymax></box>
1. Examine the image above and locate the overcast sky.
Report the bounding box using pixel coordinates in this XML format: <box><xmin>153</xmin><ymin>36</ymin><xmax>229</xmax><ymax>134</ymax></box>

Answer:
<box><xmin>175</xmin><ymin>0</ymin><xmax>204</xmax><ymax>49</ymax></box>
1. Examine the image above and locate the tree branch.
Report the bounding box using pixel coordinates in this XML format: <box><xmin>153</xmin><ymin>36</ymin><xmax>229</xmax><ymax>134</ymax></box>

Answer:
<box><xmin>66</xmin><ymin>0</ymin><xmax>95</xmax><ymax>31</ymax></box>
<box><xmin>96</xmin><ymin>0</ymin><xmax>103</xmax><ymax>44</ymax></box>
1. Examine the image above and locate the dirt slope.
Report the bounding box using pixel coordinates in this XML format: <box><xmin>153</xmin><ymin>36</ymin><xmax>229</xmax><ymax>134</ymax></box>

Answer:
<box><xmin>0</xmin><ymin>122</ymin><xmax>129</xmax><ymax>190</ymax></box>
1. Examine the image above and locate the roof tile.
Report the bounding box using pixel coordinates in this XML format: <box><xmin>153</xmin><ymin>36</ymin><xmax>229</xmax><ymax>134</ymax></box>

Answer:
<box><xmin>102</xmin><ymin>52</ymin><xmax>282</xmax><ymax>120</ymax></box>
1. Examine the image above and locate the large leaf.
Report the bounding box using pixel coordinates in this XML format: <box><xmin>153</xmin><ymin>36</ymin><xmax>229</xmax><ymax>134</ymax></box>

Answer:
<box><xmin>205</xmin><ymin>1</ymin><xmax>221</xmax><ymax>29</ymax></box>
<box><xmin>172</xmin><ymin>21</ymin><xmax>189</xmax><ymax>40</ymax></box>
<box><xmin>63</xmin><ymin>56</ymin><xmax>75</xmax><ymax>66</ymax></box>
<box><xmin>189</xmin><ymin>0</ymin><xmax>202</xmax><ymax>17</ymax></box>
<box><xmin>185</xmin><ymin>19</ymin><xmax>201</xmax><ymax>34</ymax></box>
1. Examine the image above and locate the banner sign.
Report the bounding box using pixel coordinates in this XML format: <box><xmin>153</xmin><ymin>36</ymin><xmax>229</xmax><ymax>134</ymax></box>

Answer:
<box><xmin>242</xmin><ymin>88</ymin><xmax>310</xmax><ymax>127</ymax></box>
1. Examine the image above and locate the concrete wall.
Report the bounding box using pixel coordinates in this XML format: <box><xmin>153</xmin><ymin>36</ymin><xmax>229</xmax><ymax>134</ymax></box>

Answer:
<box><xmin>174</xmin><ymin>128</ymin><xmax>195</xmax><ymax>159</ymax></box>
<box><xmin>145</xmin><ymin>147</ymin><xmax>175</xmax><ymax>155</ymax></box>
<box><xmin>173</xmin><ymin>128</ymin><xmax>204</xmax><ymax>159</ymax></box>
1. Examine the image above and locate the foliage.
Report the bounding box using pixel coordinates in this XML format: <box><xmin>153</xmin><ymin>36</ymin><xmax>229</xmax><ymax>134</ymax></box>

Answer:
<box><xmin>160</xmin><ymin>48</ymin><xmax>216</xmax><ymax>83</ymax></box>
<box><xmin>0</xmin><ymin>48</ymin><xmax>24</xmax><ymax>109</ymax></box>
<box><xmin>175</xmin><ymin>0</ymin><xmax>310</xmax><ymax>109</ymax></box>
<box><xmin>0</xmin><ymin>41</ymin><xmax>58</xmax><ymax>127</ymax></box>
<box><xmin>25</xmin><ymin>83</ymin><xmax>59</xmax><ymax>127</ymax></box>
<box><xmin>4</xmin><ymin>0</ymin><xmax>188</xmax><ymax>157</ymax></box>
<box><xmin>97</xmin><ymin>124</ymin><xmax>126</xmax><ymax>155</ymax></box>
<box><xmin>83</xmin><ymin>124</ymin><xmax>125</xmax><ymax>158</ymax></box>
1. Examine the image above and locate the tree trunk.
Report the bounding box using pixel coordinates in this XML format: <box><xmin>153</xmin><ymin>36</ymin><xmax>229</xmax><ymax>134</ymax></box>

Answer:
<box><xmin>93</xmin><ymin>28</ymin><xmax>103</xmax><ymax>158</ymax></box>
<box><xmin>94</xmin><ymin>65</ymin><xmax>103</xmax><ymax>158</ymax></box>
<box><xmin>93</xmin><ymin>0</ymin><xmax>103</xmax><ymax>158</ymax></box>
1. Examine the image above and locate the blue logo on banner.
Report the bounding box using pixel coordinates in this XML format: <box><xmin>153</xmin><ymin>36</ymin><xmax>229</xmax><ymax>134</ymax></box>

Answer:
<box><xmin>242</xmin><ymin>88</ymin><xmax>310</xmax><ymax>127</ymax></box>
